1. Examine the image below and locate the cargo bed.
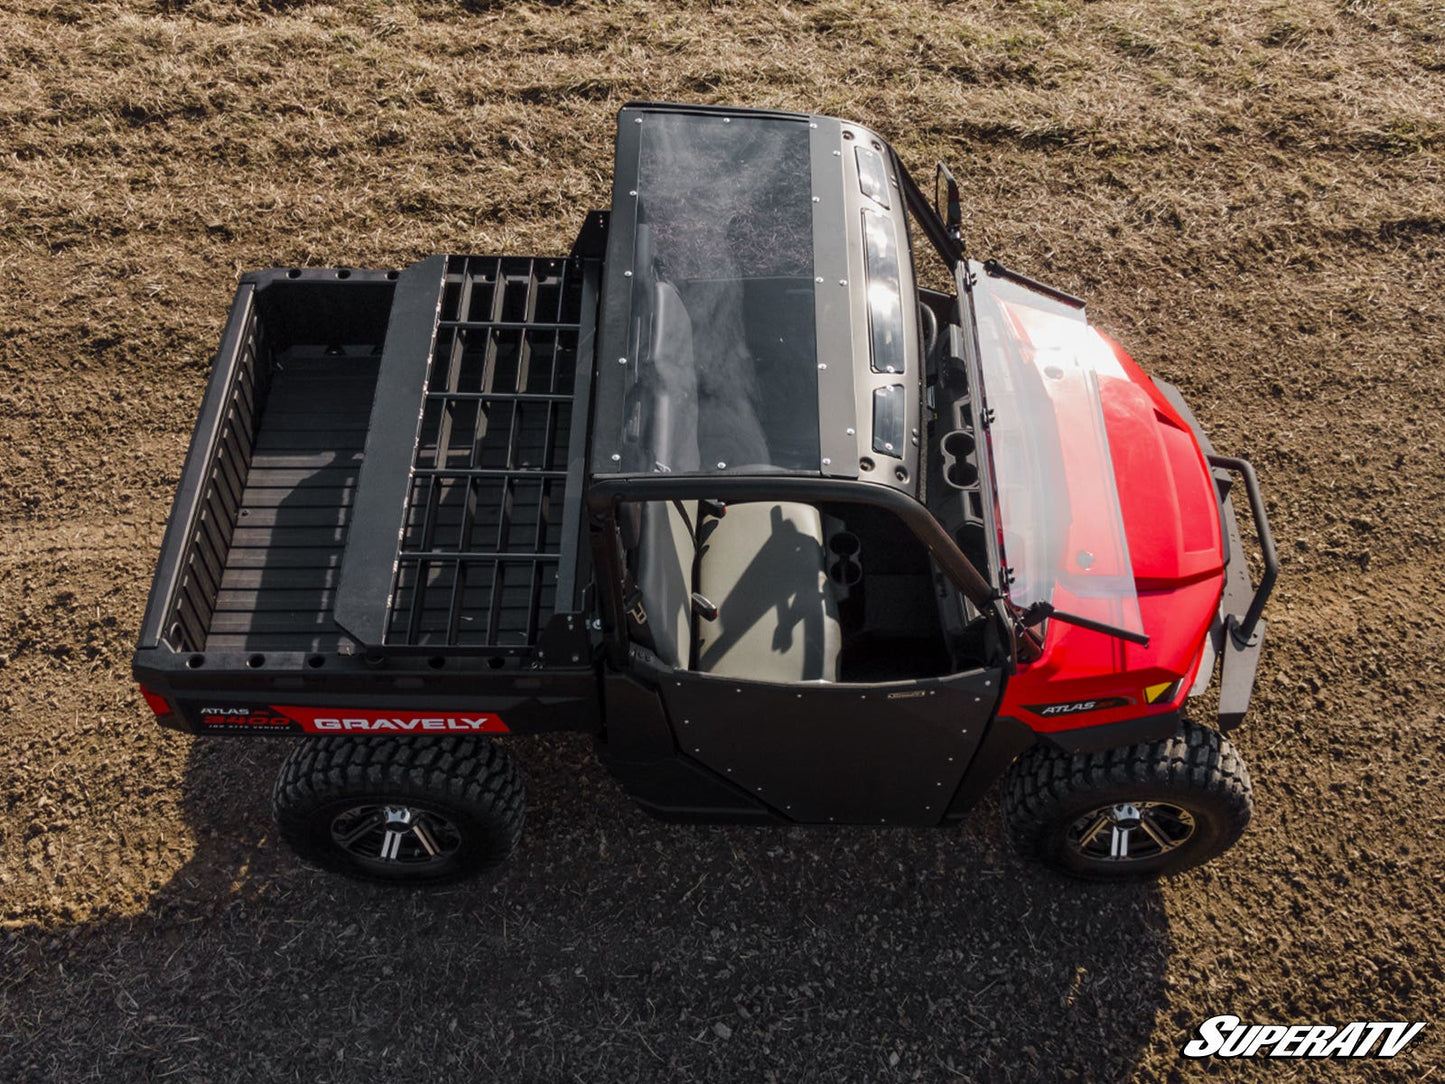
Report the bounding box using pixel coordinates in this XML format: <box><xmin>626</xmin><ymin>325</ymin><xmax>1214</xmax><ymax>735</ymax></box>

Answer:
<box><xmin>207</xmin><ymin>352</ymin><xmax>375</xmax><ymax>652</ymax></box>
<box><xmin>137</xmin><ymin>254</ymin><xmax>598</xmax><ymax>671</ymax></box>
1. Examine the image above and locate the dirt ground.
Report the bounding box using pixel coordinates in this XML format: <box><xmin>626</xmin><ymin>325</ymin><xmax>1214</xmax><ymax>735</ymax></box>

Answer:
<box><xmin>2</xmin><ymin>0</ymin><xmax>1443</xmax><ymax>1080</ymax></box>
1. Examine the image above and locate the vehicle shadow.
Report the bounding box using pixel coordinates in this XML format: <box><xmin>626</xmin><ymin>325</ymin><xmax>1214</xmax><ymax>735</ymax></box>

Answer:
<box><xmin>1</xmin><ymin>732</ymin><xmax>1171</xmax><ymax>1084</ymax></box>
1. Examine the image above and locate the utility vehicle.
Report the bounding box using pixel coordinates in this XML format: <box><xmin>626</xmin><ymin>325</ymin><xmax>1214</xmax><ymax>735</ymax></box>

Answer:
<box><xmin>133</xmin><ymin>103</ymin><xmax>1276</xmax><ymax>883</ymax></box>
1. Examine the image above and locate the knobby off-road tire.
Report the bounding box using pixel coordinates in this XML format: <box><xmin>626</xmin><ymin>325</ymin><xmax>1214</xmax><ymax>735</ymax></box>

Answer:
<box><xmin>273</xmin><ymin>735</ymin><xmax>524</xmax><ymax>885</ymax></box>
<box><xmin>1004</xmin><ymin>720</ymin><xmax>1252</xmax><ymax>880</ymax></box>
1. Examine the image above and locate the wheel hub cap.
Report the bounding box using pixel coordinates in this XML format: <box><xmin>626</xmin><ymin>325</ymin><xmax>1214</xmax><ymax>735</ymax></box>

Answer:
<box><xmin>1067</xmin><ymin>800</ymin><xmax>1196</xmax><ymax>862</ymax></box>
<box><xmin>331</xmin><ymin>803</ymin><xmax>463</xmax><ymax>866</ymax></box>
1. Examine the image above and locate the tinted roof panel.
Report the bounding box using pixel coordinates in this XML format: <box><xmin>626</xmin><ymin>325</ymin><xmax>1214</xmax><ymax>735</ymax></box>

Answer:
<box><xmin>595</xmin><ymin>110</ymin><xmax>820</xmax><ymax>474</ymax></box>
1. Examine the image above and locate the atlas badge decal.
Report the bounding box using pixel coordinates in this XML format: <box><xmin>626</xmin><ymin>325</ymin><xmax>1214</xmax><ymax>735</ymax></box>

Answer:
<box><xmin>1023</xmin><ymin>696</ymin><xmax>1134</xmax><ymax>718</ymax></box>
<box><xmin>1183</xmin><ymin>1016</ymin><xmax>1425</xmax><ymax>1059</ymax></box>
<box><xmin>196</xmin><ymin>706</ymin><xmax>299</xmax><ymax>730</ymax></box>
<box><xmin>195</xmin><ymin>705</ymin><xmax>509</xmax><ymax>734</ymax></box>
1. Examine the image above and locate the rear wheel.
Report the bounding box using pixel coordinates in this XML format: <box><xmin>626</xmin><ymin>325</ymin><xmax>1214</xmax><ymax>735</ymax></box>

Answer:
<box><xmin>273</xmin><ymin>735</ymin><xmax>524</xmax><ymax>885</ymax></box>
<box><xmin>1004</xmin><ymin>720</ymin><xmax>1251</xmax><ymax>880</ymax></box>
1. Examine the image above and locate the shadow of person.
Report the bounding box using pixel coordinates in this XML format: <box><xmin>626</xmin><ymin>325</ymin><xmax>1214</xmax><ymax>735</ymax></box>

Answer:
<box><xmin>696</xmin><ymin>504</ymin><xmax>838</xmax><ymax>681</ymax></box>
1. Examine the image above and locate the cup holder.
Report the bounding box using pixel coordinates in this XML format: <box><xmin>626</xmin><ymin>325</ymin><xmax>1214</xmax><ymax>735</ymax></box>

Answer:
<box><xmin>827</xmin><ymin>531</ymin><xmax>863</xmax><ymax>587</ymax></box>
<box><xmin>942</xmin><ymin>429</ymin><xmax>975</xmax><ymax>458</ymax></box>
<box><xmin>946</xmin><ymin>460</ymin><xmax>978</xmax><ymax>488</ymax></box>
<box><xmin>942</xmin><ymin>429</ymin><xmax>978</xmax><ymax>490</ymax></box>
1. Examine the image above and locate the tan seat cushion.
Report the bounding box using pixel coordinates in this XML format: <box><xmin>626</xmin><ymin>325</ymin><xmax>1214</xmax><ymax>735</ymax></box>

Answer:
<box><xmin>695</xmin><ymin>502</ymin><xmax>841</xmax><ymax>683</ymax></box>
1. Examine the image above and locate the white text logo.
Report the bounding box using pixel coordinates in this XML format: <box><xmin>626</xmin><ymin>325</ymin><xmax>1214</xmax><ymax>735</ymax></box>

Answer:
<box><xmin>310</xmin><ymin>716</ymin><xmax>498</xmax><ymax>732</ymax></box>
<box><xmin>1183</xmin><ymin>1016</ymin><xmax>1425</xmax><ymax>1059</ymax></box>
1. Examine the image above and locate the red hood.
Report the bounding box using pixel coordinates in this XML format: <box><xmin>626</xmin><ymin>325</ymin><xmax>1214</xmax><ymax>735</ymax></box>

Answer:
<box><xmin>996</xmin><ymin>330</ymin><xmax>1225</xmax><ymax>733</ymax></box>
<box><xmin>1096</xmin><ymin>335</ymin><xmax>1224</xmax><ymax>594</ymax></box>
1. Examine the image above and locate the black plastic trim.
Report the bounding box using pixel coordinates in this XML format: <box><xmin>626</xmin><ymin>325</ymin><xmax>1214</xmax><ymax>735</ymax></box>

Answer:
<box><xmin>619</xmin><ymin>100</ymin><xmax>810</xmax><ymax>123</ymax></box>
<box><xmin>1037</xmin><ymin>711</ymin><xmax>1180</xmax><ymax>755</ymax></box>
<box><xmin>941</xmin><ymin>714</ymin><xmax>1036</xmax><ymax>821</ymax></box>
<box><xmin>333</xmin><ymin>256</ymin><xmax>448</xmax><ymax>647</ymax></box>
<box><xmin>556</xmin><ymin>258</ymin><xmax>602</xmax><ymax>612</ymax></box>
<box><xmin>138</xmin><ymin>284</ymin><xmax>258</xmax><ymax>649</ymax></box>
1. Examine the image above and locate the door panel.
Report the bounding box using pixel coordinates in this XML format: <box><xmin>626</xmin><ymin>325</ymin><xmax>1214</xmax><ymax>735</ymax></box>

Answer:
<box><xmin>659</xmin><ymin>667</ymin><xmax>1003</xmax><ymax>825</ymax></box>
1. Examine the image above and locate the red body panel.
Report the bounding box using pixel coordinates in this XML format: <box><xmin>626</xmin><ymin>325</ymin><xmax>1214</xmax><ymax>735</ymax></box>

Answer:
<box><xmin>1001</xmin><ymin>335</ymin><xmax>1225</xmax><ymax>734</ymax></box>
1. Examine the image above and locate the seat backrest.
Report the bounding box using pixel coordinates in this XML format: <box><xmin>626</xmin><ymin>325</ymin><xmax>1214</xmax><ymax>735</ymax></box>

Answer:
<box><xmin>634</xmin><ymin>500</ymin><xmax>697</xmax><ymax>668</ymax></box>
<box><xmin>647</xmin><ymin>282</ymin><xmax>700</xmax><ymax>474</ymax></box>
<box><xmin>695</xmin><ymin>502</ymin><xmax>841</xmax><ymax>683</ymax></box>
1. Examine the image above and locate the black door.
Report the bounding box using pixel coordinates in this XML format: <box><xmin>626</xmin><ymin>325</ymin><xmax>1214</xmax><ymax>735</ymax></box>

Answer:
<box><xmin>656</xmin><ymin>667</ymin><xmax>1003</xmax><ymax>825</ymax></box>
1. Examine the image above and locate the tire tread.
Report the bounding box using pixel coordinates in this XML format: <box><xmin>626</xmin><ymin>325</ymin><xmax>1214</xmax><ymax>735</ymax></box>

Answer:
<box><xmin>1004</xmin><ymin>720</ymin><xmax>1252</xmax><ymax>879</ymax></box>
<box><xmin>272</xmin><ymin>735</ymin><xmax>524</xmax><ymax>884</ymax></box>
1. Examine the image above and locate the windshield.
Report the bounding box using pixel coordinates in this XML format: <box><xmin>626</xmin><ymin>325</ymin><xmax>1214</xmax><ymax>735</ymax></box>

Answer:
<box><xmin>598</xmin><ymin>111</ymin><xmax>820</xmax><ymax>474</ymax></box>
<box><xmin>970</xmin><ymin>270</ymin><xmax>1145</xmax><ymax>639</ymax></box>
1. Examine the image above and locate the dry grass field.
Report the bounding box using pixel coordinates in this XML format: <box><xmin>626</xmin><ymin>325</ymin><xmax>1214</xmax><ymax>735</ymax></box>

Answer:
<box><xmin>2</xmin><ymin>0</ymin><xmax>1443</xmax><ymax>1079</ymax></box>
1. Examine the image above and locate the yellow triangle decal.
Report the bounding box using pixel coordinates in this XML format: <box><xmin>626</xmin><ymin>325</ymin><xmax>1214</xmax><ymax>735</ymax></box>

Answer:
<box><xmin>1145</xmin><ymin>682</ymin><xmax>1174</xmax><ymax>704</ymax></box>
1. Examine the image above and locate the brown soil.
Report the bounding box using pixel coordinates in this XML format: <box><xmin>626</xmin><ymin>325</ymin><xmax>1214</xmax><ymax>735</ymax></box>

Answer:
<box><xmin>2</xmin><ymin>0</ymin><xmax>1442</xmax><ymax>1080</ymax></box>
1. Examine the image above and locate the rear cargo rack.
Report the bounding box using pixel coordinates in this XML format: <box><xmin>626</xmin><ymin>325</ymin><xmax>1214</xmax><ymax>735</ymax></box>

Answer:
<box><xmin>335</xmin><ymin>254</ymin><xmax>597</xmax><ymax>656</ymax></box>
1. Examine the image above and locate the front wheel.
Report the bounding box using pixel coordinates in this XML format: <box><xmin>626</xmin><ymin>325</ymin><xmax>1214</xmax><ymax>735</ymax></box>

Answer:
<box><xmin>1004</xmin><ymin>720</ymin><xmax>1252</xmax><ymax>880</ymax></box>
<box><xmin>273</xmin><ymin>735</ymin><xmax>524</xmax><ymax>885</ymax></box>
